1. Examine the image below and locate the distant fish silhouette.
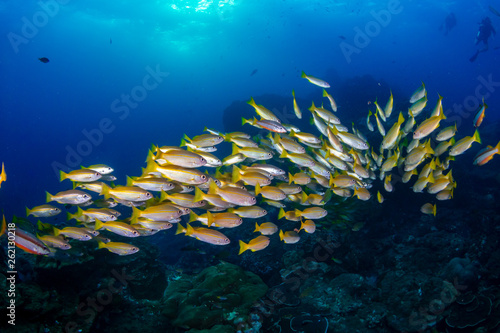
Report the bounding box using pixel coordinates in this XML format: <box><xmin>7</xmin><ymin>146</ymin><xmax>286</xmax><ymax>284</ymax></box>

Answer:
<box><xmin>439</xmin><ymin>13</ymin><xmax>456</xmax><ymax>36</ymax></box>
<box><xmin>489</xmin><ymin>5</ymin><xmax>500</xmax><ymax>18</ymax></box>
<box><xmin>250</xmin><ymin>69</ymin><xmax>258</xmax><ymax>76</ymax></box>
<box><xmin>38</xmin><ymin>57</ymin><xmax>49</xmax><ymax>63</ymax></box>
<box><xmin>110</xmin><ymin>38</ymin><xmax>112</xmax><ymax>44</ymax></box>
<box><xmin>338</xmin><ymin>35</ymin><xmax>346</xmax><ymax>40</ymax></box>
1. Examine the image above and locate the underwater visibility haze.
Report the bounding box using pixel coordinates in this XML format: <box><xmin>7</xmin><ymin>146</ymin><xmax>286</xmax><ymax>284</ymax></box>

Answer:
<box><xmin>1</xmin><ymin>0</ymin><xmax>500</xmax><ymax>332</ymax></box>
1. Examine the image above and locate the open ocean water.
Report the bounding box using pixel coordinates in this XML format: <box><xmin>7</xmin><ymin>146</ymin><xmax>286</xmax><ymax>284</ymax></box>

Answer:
<box><xmin>1</xmin><ymin>1</ymin><xmax>500</xmax><ymax>333</ymax></box>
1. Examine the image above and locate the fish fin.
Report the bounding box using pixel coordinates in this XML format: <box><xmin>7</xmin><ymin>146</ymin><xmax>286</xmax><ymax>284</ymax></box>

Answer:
<box><xmin>175</xmin><ymin>223</ymin><xmax>186</xmax><ymax>235</ymax></box>
<box><xmin>59</xmin><ymin>170</ymin><xmax>67</xmax><ymax>182</ymax></box>
<box><xmin>100</xmin><ymin>183</ymin><xmax>111</xmax><ymax>200</ymax></box>
<box><xmin>238</xmin><ymin>240</ymin><xmax>248</xmax><ymax>255</ymax></box>
<box><xmin>279</xmin><ymin>229</ymin><xmax>284</xmax><ymax>241</ymax></box>
<box><xmin>25</xmin><ymin>207</ymin><xmax>31</xmax><ymax>217</ymax></box>
<box><xmin>159</xmin><ymin>190</ymin><xmax>168</xmax><ymax>202</ymax></box>
<box><xmin>53</xmin><ymin>226</ymin><xmax>61</xmax><ymax>237</ymax></box>
<box><xmin>301</xmin><ymin>71</ymin><xmax>307</xmax><ymax>78</ymax></box>
<box><xmin>95</xmin><ymin>219</ymin><xmax>104</xmax><ymax>231</ymax></box>
<box><xmin>46</xmin><ymin>191</ymin><xmax>53</xmax><ymax>203</ymax></box>
<box><xmin>97</xmin><ymin>241</ymin><xmax>106</xmax><ymax>249</ymax></box>
<box><xmin>185</xmin><ymin>224</ymin><xmax>194</xmax><ymax>237</ymax></box>
<box><xmin>126</xmin><ymin>176</ymin><xmax>134</xmax><ymax>187</ymax></box>
<box><xmin>231</xmin><ymin>165</ymin><xmax>241</xmax><ymax>184</ymax></box>
<box><xmin>254</xmin><ymin>182</ymin><xmax>261</xmax><ymax>196</ymax></box>
<box><xmin>193</xmin><ymin>187</ymin><xmax>204</xmax><ymax>202</ymax></box>
<box><xmin>180</xmin><ymin>138</ymin><xmax>187</xmax><ymax>147</ymax></box>
<box><xmin>432</xmin><ymin>204</ymin><xmax>437</xmax><ymax>217</ymax></box>
<box><xmin>254</xmin><ymin>223</ymin><xmax>260</xmax><ymax>233</ymax></box>
<box><xmin>278</xmin><ymin>208</ymin><xmax>285</xmax><ymax>220</ymax></box>
<box><xmin>473</xmin><ymin>129</ymin><xmax>481</xmax><ymax>144</ymax></box>
<box><xmin>131</xmin><ymin>206</ymin><xmax>141</xmax><ymax>221</ymax></box>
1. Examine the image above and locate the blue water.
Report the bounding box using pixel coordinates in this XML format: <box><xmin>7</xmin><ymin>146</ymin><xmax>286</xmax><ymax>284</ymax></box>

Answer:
<box><xmin>1</xmin><ymin>0</ymin><xmax>499</xmax><ymax>217</ymax></box>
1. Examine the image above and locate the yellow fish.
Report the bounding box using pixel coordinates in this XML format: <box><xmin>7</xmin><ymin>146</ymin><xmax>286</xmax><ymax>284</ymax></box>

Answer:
<box><xmin>98</xmin><ymin>241</ymin><xmax>139</xmax><ymax>256</ymax></box>
<box><xmin>239</xmin><ymin>235</ymin><xmax>270</xmax><ymax>255</ymax></box>
<box><xmin>301</xmin><ymin>71</ymin><xmax>330</xmax><ymax>88</ymax></box>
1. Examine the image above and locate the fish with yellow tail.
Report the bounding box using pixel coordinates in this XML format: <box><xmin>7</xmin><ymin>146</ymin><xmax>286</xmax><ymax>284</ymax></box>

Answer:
<box><xmin>292</xmin><ymin>90</ymin><xmax>302</xmax><ymax>118</ymax></box>
<box><xmin>36</xmin><ymin>234</ymin><xmax>71</xmax><ymax>250</ymax></box>
<box><xmin>296</xmin><ymin>219</ymin><xmax>316</xmax><ymax>234</ymax></box>
<box><xmin>473</xmin><ymin>141</ymin><xmax>500</xmax><ymax>166</ymax></box>
<box><xmin>177</xmin><ymin>224</ymin><xmax>230</xmax><ymax>245</ymax></box>
<box><xmin>413</xmin><ymin>112</ymin><xmax>446</xmax><ymax>140</ymax></box>
<box><xmin>0</xmin><ymin>162</ymin><xmax>6</xmax><ymax>188</ymax></box>
<box><xmin>247</xmin><ymin>97</ymin><xmax>281</xmax><ymax>123</ymax></box>
<box><xmin>94</xmin><ymin>219</ymin><xmax>140</xmax><ymax>238</ymax></box>
<box><xmin>420</xmin><ymin>203</ymin><xmax>436</xmax><ymax>216</ymax></box>
<box><xmin>301</xmin><ymin>71</ymin><xmax>330</xmax><ymax>88</ymax></box>
<box><xmin>449</xmin><ymin>130</ymin><xmax>481</xmax><ymax>156</ymax></box>
<box><xmin>323</xmin><ymin>89</ymin><xmax>337</xmax><ymax>111</ymax></box>
<box><xmin>26</xmin><ymin>204</ymin><xmax>61</xmax><ymax>217</ymax></box>
<box><xmin>97</xmin><ymin>241</ymin><xmax>139</xmax><ymax>256</ymax></box>
<box><xmin>279</xmin><ymin>230</ymin><xmax>301</xmax><ymax>244</ymax></box>
<box><xmin>239</xmin><ymin>236</ymin><xmax>270</xmax><ymax>255</ymax></box>
<box><xmin>436</xmin><ymin>123</ymin><xmax>457</xmax><ymax>141</ymax></box>
<box><xmin>254</xmin><ymin>222</ymin><xmax>278</xmax><ymax>235</ymax></box>
<box><xmin>410</xmin><ymin>82</ymin><xmax>426</xmax><ymax>103</ymax></box>
<box><xmin>384</xmin><ymin>90</ymin><xmax>394</xmax><ymax>118</ymax></box>
<box><xmin>53</xmin><ymin>226</ymin><xmax>92</xmax><ymax>241</ymax></box>
<box><xmin>60</xmin><ymin>169</ymin><xmax>102</xmax><ymax>183</ymax></box>
<box><xmin>381</xmin><ymin>112</ymin><xmax>405</xmax><ymax>150</ymax></box>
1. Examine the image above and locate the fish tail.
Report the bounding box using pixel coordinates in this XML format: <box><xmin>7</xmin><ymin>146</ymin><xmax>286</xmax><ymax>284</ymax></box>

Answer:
<box><xmin>292</xmin><ymin>90</ymin><xmax>296</xmax><ymax>97</ymax></box>
<box><xmin>208</xmin><ymin>180</ymin><xmax>218</xmax><ymax>195</ymax></box>
<box><xmin>398</xmin><ymin>112</ymin><xmax>405</xmax><ymax>124</ymax></box>
<box><xmin>246</xmin><ymin>97</ymin><xmax>257</xmax><ymax>107</ymax></box>
<box><xmin>185</xmin><ymin>224</ymin><xmax>194</xmax><ymax>237</ymax></box>
<box><xmin>207</xmin><ymin>211</ymin><xmax>214</xmax><ymax>227</ymax></box>
<box><xmin>53</xmin><ymin>226</ymin><xmax>61</xmax><ymax>237</ymax></box>
<box><xmin>231</xmin><ymin>144</ymin><xmax>240</xmax><ymax>157</ymax></box>
<box><xmin>194</xmin><ymin>187</ymin><xmax>205</xmax><ymax>202</ymax></box>
<box><xmin>180</xmin><ymin>138</ymin><xmax>188</xmax><ymax>147</ymax></box>
<box><xmin>97</xmin><ymin>241</ymin><xmax>107</xmax><ymax>249</ymax></box>
<box><xmin>131</xmin><ymin>206</ymin><xmax>141</xmax><ymax>221</ymax></box>
<box><xmin>66</xmin><ymin>212</ymin><xmax>75</xmax><ymax>221</ymax></box>
<box><xmin>59</xmin><ymin>170</ymin><xmax>67</xmax><ymax>182</ymax></box>
<box><xmin>238</xmin><ymin>240</ymin><xmax>248</xmax><ymax>255</ymax></box>
<box><xmin>183</xmin><ymin>134</ymin><xmax>191</xmax><ymax>143</ymax></box>
<box><xmin>473</xmin><ymin>129</ymin><xmax>481</xmax><ymax>144</ymax></box>
<box><xmin>175</xmin><ymin>223</ymin><xmax>186</xmax><ymax>235</ymax></box>
<box><xmin>288</xmin><ymin>172</ymin><xmax>293</xmax><ymax>185</ymax></box>
<box><xmin>95</xmin><ymin>219</ymin><xmax>104</xmax><ymax>231</ymax></box>
<box><xmin>100</xmin><ymin>183</ymin><xmax>111</xmax><ymax>200</ymax></box>
<box><xmin>294</xmin><ymin>209</ymin><xmax>302</xmax><ymax>217</ymax></box>
<box><xmin>159</xmin><ymin>190</ymin><xmax>169</xmax><ymax>202</ymax></box>
<box><xmin>255</xmin><ymin>182</ymin><xmax>261</xmax><ymax>196</ymax></box>
<box><xmin>301</xmin><ymin>71</ymin><xmax>307</xmax><ymax>78</ymax></box>
<box><xmin>432</xmin><ymin>204</ymin><xmax>437</xmax><ymax>217</ymax></box>
<box><xmin>279</xmin><ymin>229</ymin><xmax>284</xmax><ymax>241</ymax></box>
<box><xmin>26</xmin><ymin>207</ymin><xmax>31</xmax><ymax>217</ymax></box>
<box><xmin>45</xmin><ymin>191</ymin><xmax>53</xmax><ymax>203</ymax></box>
<box><xmin>301</xmin><ymin>191</ymin><xmax>308</xmax><ymax>204</ymax></box>
<box><xmin>254</xmin><ymin>223</ymin><xmax>260</xmax><ymax>233</ymax></box>
<box><xmin>278</xmin><ymin>208</ymin><xmax>285</xmax><ymax>220</ymax></box>
<box><xmin>231</xmin><ymin>165</ymin><xmax>241</xmax><ymax>184</ymax></box>
<box><xmin>495</xmin><ymin>140</ymin><xmax>500</xmax><ymax>151</ymax></box>
<box><xmin>188</xmin><ymin>212</ymin><xmax>198</xmax><ymax>223</ymax></box>
<box><xmin>126</xmin><ymin>176</ymin><xmax>134</xmax><ymax>187</ymax></box>
<box><xmin>322</xmin><ymin>89</ymin><xmax>328</xmax><ymax>97</ymax></box>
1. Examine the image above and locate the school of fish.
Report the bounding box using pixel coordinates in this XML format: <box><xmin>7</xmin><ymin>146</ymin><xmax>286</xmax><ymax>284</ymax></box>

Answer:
<box><xmin>2</xmin><ymin>72</ymin><xmax>499</xmax><ymax>257</ymax></box>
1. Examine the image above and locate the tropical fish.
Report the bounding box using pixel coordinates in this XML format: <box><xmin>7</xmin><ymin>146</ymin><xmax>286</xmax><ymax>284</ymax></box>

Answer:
<box><xmin>98</xmin><ymin>241</ymin><xmax>139</xmax><ymax>256</ymax></box>
<box><xmin>100</xmin><ymin>184</ymin><xmax>153</xmax><ymax>202</ymax></box>
<box><xmin>82</xmin><ymin>164</ymin><xmax>114</xmax><ymax>175</ymax></box>
<box><xmin>247</xmin><ymin>97</ymin><xmax>281</xmax><ymax>123</ymax></box>
<box><xmin>301</xmin><ymin>71</ymin><xmax>330</xmax><ymax>88</ymax></box>
<box><xmin>410</xmin><ymin>82</ymin><xmax>426</xmax><ymax>103</ymax></box>
<box><xmin>473</xmin><ymin>98</ymin><xmax>487</xmax><ymax>128</ymax></box>
<box><xmin>46</xmin><ymin>190</ymin><xmax>92</xmax><ymax>205</ymax></box>
<box><xmin>254</xmin><ymin>222</ymin><xmax>278</xmax><ymax>235</ymax></box>
<box><xmin>449</xmin><ymin>130</ymin><xmax>481</xmax><ymax>156</ymax></box>
<box><xmin>38</xmin><ymin>57</ymin><xmax>49</xmax><ymax>63</ymax></box>
<box><xmin>37</xmin><ymin>234</ymin><xmax>71</xmax><ymax>250</ymax></box>
<box><xmin>60</xmin><ymin>169</ymin><xmax>102</xmax><ymax>182</ymax></box>
<box><xmin>239</xmin><ymin>235</ymin><xmax>270</xmax><ymax>254</ymax></box>
<box><xmin>95</xmin><ymin>220</ymin><xmax>140</xmax><ymax>237</ymax></box>
<box><xmin>15</xmin><ymin>228</ymin><xmax>50</xmax><ymax>255</ymax></box>
<box><xmin>420</xmin><ymin>203</ymin><xmax>436</xmax><ymax>216</ymax></box>
<box><xmin>177</xmin><ymin>224</ymin><xmax>230</xmax><ymax>245</ymax></box>
<box><xmin>26</xmin><ymin>204</ymin><xmax>61</xmax><ymax>217</ymax></box>
<box><xmin>0</xmin><ymin>162</ymin><xmax>6</xmax><ymax>188</ymax></box>
<box><xmin>323</xmin><ymin>89</ymin><xmax>337</xmax><ymax>111</ymax></box>
<box><xmin>473</xmin><ymin>141</ymin><xmax>500</xmax><ymax>166</ymax></box>
<box><xmin>297</xmin><ymin>219</ymin><xmax>316</xmax><ymax>234</ymax></box>
<box><xmin>279</xmin><ymin>230</ymin><xmax>300</xmax><ymax>244</ymax></box>
<box><xmin>53</xmin><ymin>226</ymin><xmax>93</xmax><ymax>241</ymax></box>
<box><xmin>292</xmin><ymin>90</ymin><xmax>302</xmax><ymax>118</ymax></box>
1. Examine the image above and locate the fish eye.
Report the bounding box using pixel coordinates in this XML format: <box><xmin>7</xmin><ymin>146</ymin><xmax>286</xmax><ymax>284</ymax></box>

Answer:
<box><xmin>251</xmin><ymin>197</ymin><xmax>256</xmax><ymax>203</ymax></box>
<box><xmin>262</xmin><ymin>210</ymin><xmax>267</xmax><ymax>214</ymax></box>
<box><xmin>200</xmin><ymin>157</ymin><xmax>206</xmax><ymax>163</ymax></box>
<box><xmin>201</xmin><ymin>175</ymin><xmax>207</xmax><ymax>180</ymax></box>
<box><xmin>134</xmin><ymin>231</ymin><xmax>140</xmax><ymax>235</ymax></box>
